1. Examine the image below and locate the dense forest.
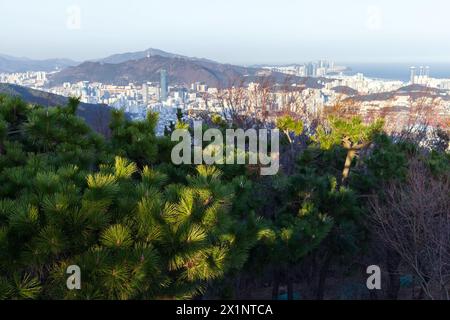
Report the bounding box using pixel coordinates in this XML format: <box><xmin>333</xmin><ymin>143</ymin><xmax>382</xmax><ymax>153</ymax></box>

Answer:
<box><xmin>0</xmin><ymin>94</ymin><xmax>448</xmax><ymax>300</ymax></box>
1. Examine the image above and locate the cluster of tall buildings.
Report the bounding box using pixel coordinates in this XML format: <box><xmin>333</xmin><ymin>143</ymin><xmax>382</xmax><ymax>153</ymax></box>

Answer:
<box><xmin>305</xmin><ymin>60</ymin><xmax>335</xmax><ymax>77</ymax></box>
<box><xmin>263</xmin><ymin>60</ymin><xmax>340</xmax><ymax>78</ymax></box>
<box><xmin>410</xmin><ymin>66</ymin><xmax>431</xmax><ymax>85</ymax></box>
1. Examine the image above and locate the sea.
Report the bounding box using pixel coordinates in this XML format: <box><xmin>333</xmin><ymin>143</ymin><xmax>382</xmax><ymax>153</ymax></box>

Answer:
<box><xmin>343</xmin><ymin>63</ymin><xmax>450</xmax><ymax>82</ymax></box>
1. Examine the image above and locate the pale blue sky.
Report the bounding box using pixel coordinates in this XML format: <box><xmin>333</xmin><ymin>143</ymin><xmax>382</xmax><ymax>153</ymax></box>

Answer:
<box><xmin>1</xmin><ymin>0</ymin><xmax>450</xmax><ymax>64</ymax></box>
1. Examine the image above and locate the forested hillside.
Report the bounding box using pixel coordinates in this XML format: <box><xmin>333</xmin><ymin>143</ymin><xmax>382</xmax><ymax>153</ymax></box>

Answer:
<box><xmin>0</xmin><ymin>94</ymin><xmax>448</xmax><ymax>300</ymax></box>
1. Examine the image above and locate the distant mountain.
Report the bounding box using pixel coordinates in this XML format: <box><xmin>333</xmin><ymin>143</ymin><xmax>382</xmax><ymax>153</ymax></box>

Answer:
<box><xmin>0</xmin><ymin>54</ymin><xmax>79</xmax><ymax>73</ymax></box>
<box><xmin>0</xmin><ymin>83</ymin><xmax>112</xmax><ymax>135</ymax></box>
<box><xmin>51</xmin><ymin>55</ymin><xmax>254</xmax><ymax>87</ymax></box>
<box><xmin>49</xmin><ymin>55</ymin><xmax>312</xmax><ymax>88</ymax></box>
<box><xmin>94</xmin><ymin>48</ymin><xmax>215</xmax><ymax>64</ymax></box>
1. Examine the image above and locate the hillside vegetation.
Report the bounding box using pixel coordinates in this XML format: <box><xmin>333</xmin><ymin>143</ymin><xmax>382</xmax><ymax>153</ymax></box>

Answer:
<box><xmin>0</xmin><ymin>94</ymin><xmax>448</xmax><ymax>299</ymax></box>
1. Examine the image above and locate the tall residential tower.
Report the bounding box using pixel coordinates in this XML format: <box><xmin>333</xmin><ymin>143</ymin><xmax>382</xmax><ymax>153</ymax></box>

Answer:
<box><xmin>160</xmin><ymin>69</ymin><xmax>168</xmax><ymax>102</ymax></box>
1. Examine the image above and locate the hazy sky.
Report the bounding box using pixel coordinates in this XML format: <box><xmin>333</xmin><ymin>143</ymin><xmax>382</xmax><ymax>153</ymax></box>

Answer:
<box><xmin>1</xmin><ymin>0</ymin><xmax>450</xmax><ymax>64</ymax></box>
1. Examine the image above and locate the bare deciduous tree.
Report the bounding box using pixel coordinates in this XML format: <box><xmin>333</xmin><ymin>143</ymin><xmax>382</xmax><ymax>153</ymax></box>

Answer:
<box><xmin>370</xmin><ymin>159</ymin><xmax>450</xmax><ymax>299</ymax></box>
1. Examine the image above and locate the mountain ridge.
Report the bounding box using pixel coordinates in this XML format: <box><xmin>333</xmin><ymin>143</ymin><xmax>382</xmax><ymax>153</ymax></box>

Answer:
<box><xmin>0</xmin><ymin>55</ymin><xmax>79</xmax><ymax>73</ymax></box>
<box><xmin>3</xmin><ymin>48</ymin><xmax>330</xmax><ymax>89</ymax></box>
<box><xmin>48</xmin><ymin>55</ymin><xmax>316</xmax><ymax>88</ymax></box>
<box><xmin>49</xmin><ymin>55</ymin><xmax>268</xmax><ymax>87</ymax></box>
<box><xmin>93</xmin><ymin>47</ymin><xmax>216</xmax><ymax>64</ymax></box>
<box><xmin>0</xmin><ymin>83</ymin><xmax>112</xmax><ymax>135</ymax></box>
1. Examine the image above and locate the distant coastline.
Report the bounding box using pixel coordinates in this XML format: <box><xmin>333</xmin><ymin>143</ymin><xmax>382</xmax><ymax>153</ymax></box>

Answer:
<box><xmin>344</xmin><ymin>63</ymin><xmax>450</xmax><ymax>82</ymax></box>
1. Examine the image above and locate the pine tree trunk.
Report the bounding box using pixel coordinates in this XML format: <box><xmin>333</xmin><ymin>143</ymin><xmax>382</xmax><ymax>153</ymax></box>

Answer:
<box><xmin>342</xmin><ymin>149</ymin><xmax>356</xmax><ymax>183</ymax></box>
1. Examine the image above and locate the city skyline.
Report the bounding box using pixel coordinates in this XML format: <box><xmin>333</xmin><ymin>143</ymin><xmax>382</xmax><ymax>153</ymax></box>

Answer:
<box><xmin>1</xmin><ymin>0</ymin><xmax>450</xmax><ymax>65</ymax></box>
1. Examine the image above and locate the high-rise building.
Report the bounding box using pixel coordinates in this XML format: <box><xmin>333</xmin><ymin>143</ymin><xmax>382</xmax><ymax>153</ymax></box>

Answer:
<box><xmin>410</xmin><ymin>65</ymin><xmax>431</xmax><ymax>85</ymax></box>
<box><xmin>160</xmin><ymin>69</ymin><xmax>168</xmax><ymax>102</ymax></box>
<box><xmin>410</xmin><ymin>66</ymin><xmax>416</xmax><ymax>84</ymax></box>
<box><xmin>142</xmin><ymin>83</ymin><xmax>148</xmax><ymax>104</ymax></box>
<box><xmin>306</xmin><ymin>63</ymin><xmax>317</xmax><ymax>77</ymax></box>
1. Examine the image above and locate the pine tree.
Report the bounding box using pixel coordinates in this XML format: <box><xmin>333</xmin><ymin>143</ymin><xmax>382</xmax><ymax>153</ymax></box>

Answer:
<box><xmin>0</xmin><ymin>96</ymin><xmax>261</xmax><ymax>300</ymax></box>
<box><xmin>286</xmin><ymin>117</ymin><xmax>379</xmax><ymax>299</ymax></box>
<box><xmin>314</xmin><ymin>116</ymin><xmax>384</xmax><ymax>183</ymax></box>
<box><xmin>109</xmin><ymin>109</ymin><xmax>159</xmax><ymax>166</ymax></box>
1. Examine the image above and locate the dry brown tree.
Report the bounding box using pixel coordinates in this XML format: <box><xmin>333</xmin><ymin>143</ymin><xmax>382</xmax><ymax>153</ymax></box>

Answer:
<box><xmin>325</xmin><ymin>95</ymin><xmax>362</xmax><ymax>119</ymax></box>
<box><xmin>212</xmin><ymin>76</ymin><xmax>277</xmax><ymax>129</ymax></box>
<box><xmin>370</xmin><ymin>158</ymin><xmax>450</xmax><ymax>299</ymax></box>
<box><xmin>279</xmin><ymin>80</ymin><xmax>320</xmax><ymax>132</ymax></box>
<box><xmin>397</xmin><ymin>95</ymin><xmax>439</xmax><ymax>143</ymax></box>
